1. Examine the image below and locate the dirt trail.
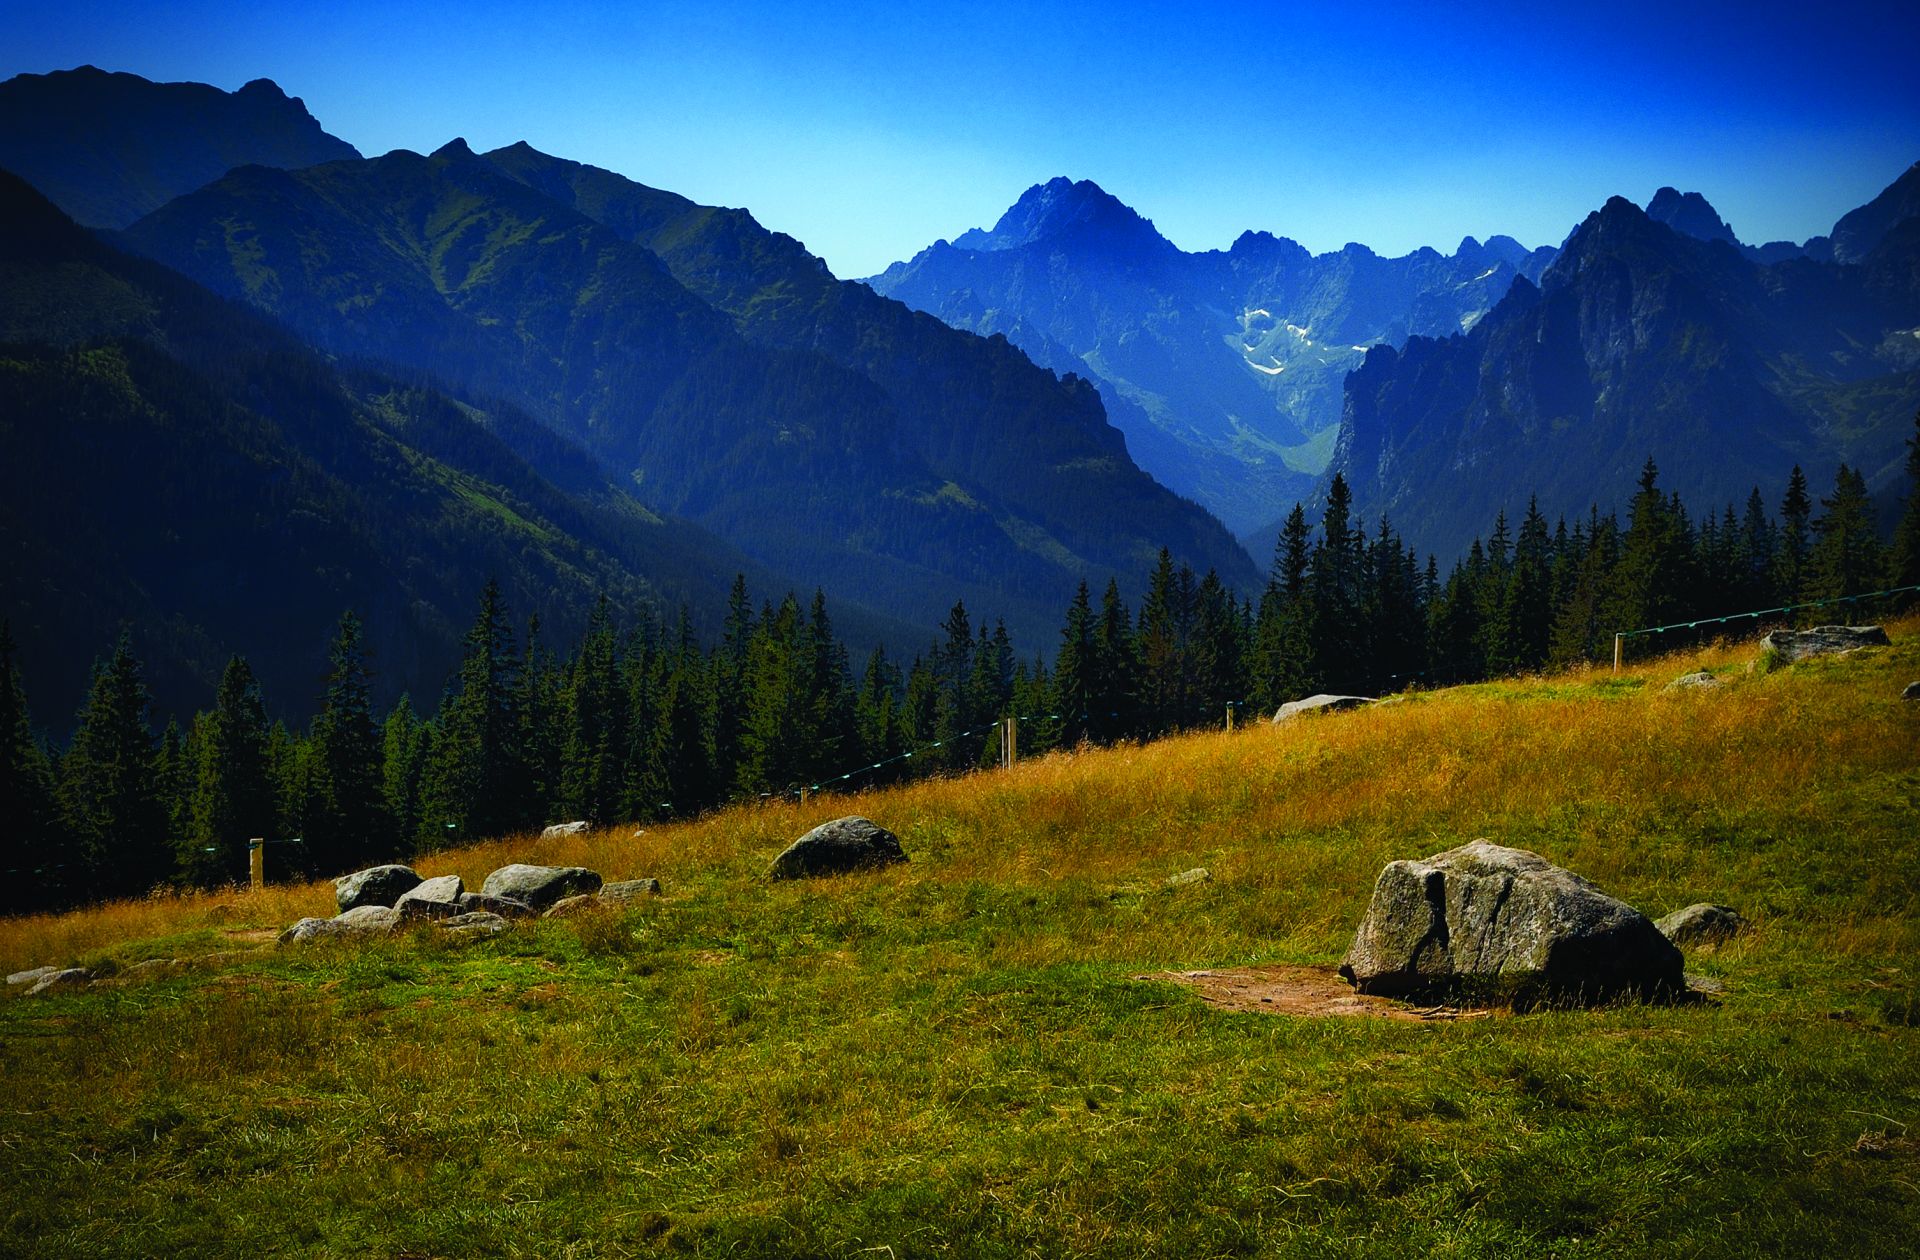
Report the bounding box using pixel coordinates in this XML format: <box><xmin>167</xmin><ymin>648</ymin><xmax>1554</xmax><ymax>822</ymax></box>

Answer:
<box><xmin>1140</xmin><ymin>964</ymin><xmax>1495</xmax><ymax>1022</ymax></box>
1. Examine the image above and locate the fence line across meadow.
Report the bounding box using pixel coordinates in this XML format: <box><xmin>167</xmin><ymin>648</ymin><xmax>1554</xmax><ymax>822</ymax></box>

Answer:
<box><xmin>1610</xmin><ymin>583</ymin><xmax>1919</xmax><ymax>671</ymax></box>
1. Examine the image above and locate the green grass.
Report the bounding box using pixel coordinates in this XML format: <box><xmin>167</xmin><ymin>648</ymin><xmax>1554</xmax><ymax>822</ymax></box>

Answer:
<box><xmin>3</xmin><ymin>628</ymin><xmax>1918</xmax><ymax>1256</ymax></box>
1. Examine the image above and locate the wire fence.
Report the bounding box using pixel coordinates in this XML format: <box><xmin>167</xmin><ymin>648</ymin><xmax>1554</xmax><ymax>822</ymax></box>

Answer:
<box><xmin>1612</xmin><ymin>583</ymin><xmax>1919</xmax><ymax>668</ymax></box>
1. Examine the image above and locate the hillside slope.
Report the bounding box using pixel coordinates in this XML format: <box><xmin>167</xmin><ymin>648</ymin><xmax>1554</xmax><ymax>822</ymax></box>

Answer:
<box><xmin>0</xmin><ymin>171</ymin><xmax>799</xmax><ymax>720</ymax></box>
<box><xmin>4</xmin><ymin>624</ymin><xmax>1916</xmax><ymax>1256</ymax></box>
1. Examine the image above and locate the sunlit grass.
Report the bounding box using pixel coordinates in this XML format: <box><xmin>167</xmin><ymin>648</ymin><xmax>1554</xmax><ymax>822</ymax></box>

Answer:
<box><xmin>2</xmin><ymin>619</ymin><xmax>1916</xmax><ymax>1257</ymax></box>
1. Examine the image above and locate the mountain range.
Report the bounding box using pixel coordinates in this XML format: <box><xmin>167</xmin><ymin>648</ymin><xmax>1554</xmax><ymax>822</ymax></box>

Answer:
<box><xmin>867</xmin><ymin>177</ymin><xmax>1556</xmax><ymax>534</ymax></box>
<box><xmin>1331</xmin><ymin>171</ymin><xmax>1920</xmax><ymax>558</ymax></box>
<box><xmin>0</xmin><ymin>68</ymin><xmax>1255</xmax><ymax>718</ymax></box>
<box><xmin>874</xmin><ymin>166</ymin><xmax>1920</xmax><ymax>560</ymax></box>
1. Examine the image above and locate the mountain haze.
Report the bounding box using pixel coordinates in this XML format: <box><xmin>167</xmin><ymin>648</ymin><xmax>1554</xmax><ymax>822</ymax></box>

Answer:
<box><xmin>868</xmin><ymin>178</ymin><xmax>1555</xmax><ymax>535</ymax></box>
<box><xmin>109</xmin><ymin>129</ymin><xmax>1253</xmax><ymax>647</ymax></box>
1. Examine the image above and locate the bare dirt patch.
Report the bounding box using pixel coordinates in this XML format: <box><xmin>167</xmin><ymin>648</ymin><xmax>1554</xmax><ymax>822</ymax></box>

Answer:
<box><xmin>1139</xmin><ymin>964</ymin><xmax>1495</xmax><ymax>1022</ymax></box>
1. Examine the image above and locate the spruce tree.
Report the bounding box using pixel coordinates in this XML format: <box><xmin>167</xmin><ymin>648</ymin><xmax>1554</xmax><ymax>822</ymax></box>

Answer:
<box><xmin>382</xmin><ymin>695</ymin><xmax>431</xmax><ymax>855</ymax></box>
<box><xmin>1089</xmin><ymin>579</ymin><xmax>1138</xmax><ymax>742</ymax></box>
<box><xmin>0</xmin><ymin>624</ymin><xmax>60</xmax><ymax>911</ymax></box>
<box><xmin>1775</xmin><ymin>466</ymin><xmax>1812</xmax><ymax>606</ymax></box>
<box><xmin>1052</xmin><ymin>582</ymin><xmax>1098</xmax><ymax>746</ymax></box>
<box><xmin>1807</xmin><ymin>464</ymin><xmax>1886</xmax><ymax>604</ymax></box>
<box><xmin>422</xmin><ymin>580</ymin><xmax>525</xmax><ymax>844</ymax></box>
<box><xmin>185</xmin><ymin>655</ymin><xmax>273</xmax><ymax>888</ymax></box>
<box><xmin>59</xmin><ymin>632</ymin><xmax>168</xmax><ymax>899</ymax></box>
<box><xmin>306</xmin><ymin>612</ymin><xmax>392</xmax><ymax>875</ymax></box>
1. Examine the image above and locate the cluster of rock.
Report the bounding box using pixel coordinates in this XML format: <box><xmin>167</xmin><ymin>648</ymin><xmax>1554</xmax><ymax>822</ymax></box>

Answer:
<box><xmin>1338</xmin><ymin>840</ymin><xmax>1745</xmax><ymax>1010</ymax></box>
<box><xmin>280</xmin><ymin>861</ymin><xmax>653</xmax><ymax>945</ymax></box>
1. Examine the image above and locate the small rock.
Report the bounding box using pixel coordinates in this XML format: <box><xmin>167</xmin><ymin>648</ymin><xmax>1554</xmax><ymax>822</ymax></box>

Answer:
<box><xmin>1165</xmin><ymin>867</ymin><xmax>1212</xmax><ymax>888</ymax></box>
<box><xmin>541</xmin><ymin>820</ymin><xmax>591</xmax><ymax>838</ymax></box>
<box><xmin>439</xmin><ymin>911</ymin><xmax>507</xmax><ymax>940</ymax></box>
<box><xmin>1656</xmin><ymin>903</ymin><xmax>1746</xmax><ymax>948</ymax></box>
<box><xmin>768</xmin><ymin>816</ymin><xmax>908</xmax><ymax>880</ymax></box>
<box><xmin>457</xmin><ymin>891</ymin><xmax>538</xmax><ymax>918</ymax></box>
<box><xmin>395</xmin><ymin>874</ymin><xmax>463</xmax><ymax>914</ymax></box>
<box><xmin>600</xmin><ymin>878</ymin><xmax>662</xmax><ymax>902</ymax></box>
<box><xmin>481</xmin><ymin>863</ymin><xmax>603</xmax><ymax>910</ymax></box>
<box><xmin>543</xmin><ymin>894</ymin><xmax>605</xmax><ymax>919</ymax></box>
<box><xmin>1760</xmin><ymin>625</ymin><xmax>1890</xmax><ymax>665</ymax></box>
<box><xmin>1340</xmin><ymin>840</ymin><xmax>1683</xmax><ymax>1008</ymax></box>
<box><xmin>24</xmin><ymin>967</ymin><xmax>92</xmax><ymax>996</ymax></box>
<box><xmin>1903</xmin><ymin>681</ymin><xmax>1919</xmax><ymax>701</ymax></box>
<box><xmin>1273</xmin><ymin>694</ymin><xmax>1376</xmax><ymax>722</ymax></box>
<box><xmin>632</xmin><ymin>829</ymin><xmax>647</xmax><ymax>838</ymax></box>
<box><xmin>8</xmin><ymin>965</ymin><xmax>60</xmax><ymax>988</ymax></box>
<box><xmin>1665</xmin><ymin>671</ymin><xmax>1723</xmax><ymax>692</ymax></box>
<box><xmin>335</xmin><ymin>864</ymin><xmax>422</xmax><ymax>913</ymax></box>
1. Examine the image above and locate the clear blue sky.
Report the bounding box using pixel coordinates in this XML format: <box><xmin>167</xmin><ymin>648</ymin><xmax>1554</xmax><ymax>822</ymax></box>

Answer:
<box><xmin>9</xmin><ymin>0</ymin><xmax>1919</xmax><ymax>278</ymax></box>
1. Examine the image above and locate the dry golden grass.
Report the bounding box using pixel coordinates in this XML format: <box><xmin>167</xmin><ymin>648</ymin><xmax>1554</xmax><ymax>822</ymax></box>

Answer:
<box><xmin>7</xmin><ymin>616</ymin><xmax>1913</xmax><ymax>974</ymax></box>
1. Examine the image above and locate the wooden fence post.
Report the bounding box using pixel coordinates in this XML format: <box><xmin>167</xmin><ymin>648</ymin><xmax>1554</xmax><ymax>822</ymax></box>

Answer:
<box><xmin>249</xmin><ymin>839</ymin><xmax>264</xmax><ymax>891</ymax></box>
<box><xmin>1613</xmin><ymin>634</ymin><xmax>1624</xmax><ymax>675</ymax></box>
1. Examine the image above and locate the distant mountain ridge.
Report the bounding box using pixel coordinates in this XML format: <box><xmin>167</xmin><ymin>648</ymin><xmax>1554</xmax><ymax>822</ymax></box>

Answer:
<box><xmin>1328</xmin><ymin>180</ymin><xmax>1920</xmax><ymax>561</ymax></box>
<box><xmin>0</xmin><ymin>66</ymin><xmax>359</xmax><ymax>229</ymax></box>
<box><xmin>867</xmin><ymin>181</ymin><xmax>1556</xmax><ymax>535</ymax></box>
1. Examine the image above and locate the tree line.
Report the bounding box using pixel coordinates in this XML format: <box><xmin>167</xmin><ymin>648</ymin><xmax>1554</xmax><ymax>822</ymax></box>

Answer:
<box><xmin>4</xmin><ymin>424</ymin><xmax>1917</xmax><ymax>913</ymax></box>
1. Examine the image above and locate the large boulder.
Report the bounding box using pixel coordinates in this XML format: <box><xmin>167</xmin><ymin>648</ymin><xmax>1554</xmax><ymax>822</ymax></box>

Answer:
<box><xmin>335</xmin><ymin>864</ymin><xmax>422</xmax><ymax>913</ymax></box>
<box><xmin>8</xmin><ymin>965</ymin><xmax>60</xmax><ymax>988</ymax></box>
<box><xmin>394</xmin><ymin>874</ymin><xmax>463</xmax><ymax>917</ymax></box>
<box><xmin>1904</xmin><ymin>681</ymin><xmax>1919</xmax><ymax>701</ymax></box>
<box><xmin>1761</xmin><ymin>625</ymin><xmax>1889</xmax><ymax>665</ymax></box>
<box><xmin>1656</xmin><ymin>903</ymin><xmax>1746</xmax><ymax>948</ymax></box>
<box><xmin>480</xmin><ymin>863</ymin><xmax>602</xmax><ymax>910</ymax></box>
<box><xmin>541</xmin><ymin>820</ymin><xmax>591</xmax><ymax>838</ymax></box>
<box><xmin>768</xmin><ymin>816</ymin><xmax>908</xmax><ymax>880</ymax></box>
<box><xmin>1665</xmin><ymin>671</ymin><xmax>1723</xmax><ymax>692</ymax></box>
<box><xmin>1340</xmin><ymin>840</ymin><xmax>1683</xmax><ymax>1008</ymax></box>
<box><xmin>599</xmin><ymin>878</ymin><xmax>662</xmax><ymax>902</ymax></box>
<box><xmin>1273</xmin><ymin>694</ymin><xmax>1376</xmax><ymax>722</ymax></box>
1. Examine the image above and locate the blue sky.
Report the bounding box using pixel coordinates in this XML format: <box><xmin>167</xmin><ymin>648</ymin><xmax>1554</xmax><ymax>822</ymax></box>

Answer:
<box><xmin>9</xmin><ymin>0</ymin><xmax>1919</xmax><ymax>277</ymax></box>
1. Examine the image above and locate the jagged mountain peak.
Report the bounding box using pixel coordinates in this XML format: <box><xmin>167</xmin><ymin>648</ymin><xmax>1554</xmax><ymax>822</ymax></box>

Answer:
<box><xmin>1646</xmin><ymin>186</ymin><xmax>1740</xmax><ymax>246</ymax></box>
<box><xmin>431</xmin><ymin>136</ymin><xmax>476</xmax><ymax>160</ymax></box>
<box><xmin>953</xmin><ymin>176</ymin><xmax>1175</xmax><ymax>257</ymax></box>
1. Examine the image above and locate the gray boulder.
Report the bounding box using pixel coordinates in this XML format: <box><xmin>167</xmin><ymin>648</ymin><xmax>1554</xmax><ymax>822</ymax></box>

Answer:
<box><xmin>279</xmin><ymin>904</ymin><xmax>402</xmax><ymax>944</ymax></box>
<box><xmin>1656</xmin><ymin>903</ymin><xmax>1746</xmax><ymax>948</ymax></box>
<box><xmin>1665</xmin><ymin>671</ymin><xmax>1723</xmax><ymax>692</ymax></box>
<box><xmin>456</xmin><ymin>891</ymin><xmax>538</xmax><ymax>918</ymax></box>
<box><xmin>1273</xmin><ymin>694</ymin><xmax>1376</xmax><ymax>722</ymax></box>
<box><xmin>8</xmin><ymin>965</ymin><xmax>60</xmax><ymax>988</ymax></box>
<box><xmin>394</xmin><ymin>874</ymin><xmax>463</xmax><ymax>916</ymax></box>
<box><xmin>599</xmin><ymin>878</ymin><xmax>662</xmax><ymax>902</ymax></box>
<box><xmin>481</xmin><ymin>863</ymin><xmax>603</xmax><ymax>910</ymax></box>
<box><xmin>541</xmin><ymin>820</ymin><xmax>591</xmax><ymax>838</ymax></box>
<box><xmin>1340</xmin><ymin>840</ymin><xmax>1683</xmax><ymax>1008</ymax></box>
<box><xmin>24</xmin><ymin>967</ymin><xmax>92</xmax><ymax>996</ymax></box>
<box><xmin>335</xmin><ymin>864</ymin><xmax>422</xmax><ymax>913</ymax></box>
<box><xmin>1904</xmin><ymin>681</ymin><xmax>1919</xmax><ymax>701</ymax></box>
<box><xmin>1761</xmin><ymin>625</ymin><xmax>1889</xmax><ymax>665</ymax></box>
<box><xmin>767</xmin><ymin>816</ymin><xmax>908</xmax><ymax>880</ymax></box>
<box><xmin>1165</xmin><ymin>867</ymin><xmax>1212</xmax><ymax>888</ymax></box>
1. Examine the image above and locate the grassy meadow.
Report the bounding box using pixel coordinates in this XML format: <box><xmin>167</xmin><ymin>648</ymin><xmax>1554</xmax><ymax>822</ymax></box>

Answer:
<box><xmin>3</xmin><ymin>622</ymin><xmax>1918</xmax><ymax>1257</ymax></box>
